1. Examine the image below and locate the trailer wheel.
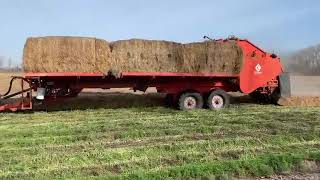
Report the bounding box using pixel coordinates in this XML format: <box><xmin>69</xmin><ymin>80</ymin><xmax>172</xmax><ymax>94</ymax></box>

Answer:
<box><xmin>178</xmin><ymin>92</ymin><xmax>203</xmax><ymax>110</ymax></box>
<box><xmin>207</xmin><ymin>89</ymin><xmax>229</xmax><ymax>110</ymax></box>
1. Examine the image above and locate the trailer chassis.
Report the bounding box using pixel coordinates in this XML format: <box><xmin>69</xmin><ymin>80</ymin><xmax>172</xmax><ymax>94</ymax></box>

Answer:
<box><xmin>0</xmin><ymin>72</ymin><xmax>241</xmax><ymax>112</ymax></box>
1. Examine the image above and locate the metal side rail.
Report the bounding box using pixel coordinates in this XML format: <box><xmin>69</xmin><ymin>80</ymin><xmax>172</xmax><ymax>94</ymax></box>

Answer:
<box><xmin>0</xmin><ymin>77</ymin><xmax>33</xmax><ymax>112</ymax></box>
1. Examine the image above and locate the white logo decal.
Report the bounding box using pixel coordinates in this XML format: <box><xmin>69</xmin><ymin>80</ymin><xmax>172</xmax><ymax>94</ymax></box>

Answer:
<box><xmin>254</xmin><ymin>64</ymin><xmax>262</xmax><ymax>75</ymax></box>
<box><xmin>255</xmin><ymin>64</ymin><xmax>262</xmax><ymax>72</ymax></box>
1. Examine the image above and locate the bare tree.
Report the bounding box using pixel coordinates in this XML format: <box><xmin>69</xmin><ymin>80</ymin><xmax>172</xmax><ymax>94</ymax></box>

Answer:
<box><xmin>7</xmin><ymin>57</ymin><xmax>12</xmax><ymax>69</ymax></box>
<box><xmin>285</xmin><ymin>44</ymin><xmax>320</xmax><ymax>75</ymax></box>
<box><xmin>0</xmin><ymin>56</ymin><xmax>4</xmax><ymax>68</ymax></box>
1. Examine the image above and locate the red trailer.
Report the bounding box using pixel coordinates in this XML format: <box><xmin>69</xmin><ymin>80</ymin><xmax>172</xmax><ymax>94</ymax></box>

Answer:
<box><xmin>0</xmin><ymin>37</ymin><xmax>283</xmax><ymax>112</ymax></box>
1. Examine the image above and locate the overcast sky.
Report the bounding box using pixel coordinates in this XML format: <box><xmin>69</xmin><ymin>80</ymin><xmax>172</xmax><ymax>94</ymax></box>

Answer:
<box><xmin>0</xmin><ymin>0</ymin><xmax>320</xmax><ymax>65</ymax></box>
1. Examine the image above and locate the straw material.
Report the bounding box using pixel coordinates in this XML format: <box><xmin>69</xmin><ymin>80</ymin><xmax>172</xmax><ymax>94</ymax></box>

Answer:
<box><xmin>23</xmin><ymin>36</ymin><xmax>243</xmax><ymax>74</ymax></box>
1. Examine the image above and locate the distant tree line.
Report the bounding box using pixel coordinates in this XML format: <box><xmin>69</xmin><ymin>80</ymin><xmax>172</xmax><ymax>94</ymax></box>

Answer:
<box><xmin>0</xmin><ymin>56</ymin><xmax>22</xmax><ymax>72</ymax></box>
<box><xmin>283</xmin><ymin>45</ymin><xmax>320</xmax><ymax>75</ymax></box>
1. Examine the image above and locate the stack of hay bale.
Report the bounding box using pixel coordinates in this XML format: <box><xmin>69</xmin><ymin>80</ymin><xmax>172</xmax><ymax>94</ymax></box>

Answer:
<box><xmin>23</xmin><ymin>36</ymin><xmax>243</xmax><ymax>75</ymax></box>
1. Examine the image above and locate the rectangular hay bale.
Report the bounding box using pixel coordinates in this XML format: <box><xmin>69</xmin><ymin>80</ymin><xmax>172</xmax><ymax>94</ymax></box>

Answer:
<box><xmin>23</xmin><ymin>36</ymin><xmax>243</xmax><ymax>74</ymax></box>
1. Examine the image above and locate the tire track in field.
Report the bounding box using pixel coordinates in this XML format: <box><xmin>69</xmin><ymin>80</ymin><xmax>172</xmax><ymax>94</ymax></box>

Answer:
<box><xmin>0</xmin><ymin>128</ymin><xmax>275</xmax><ymax>150</ymax></box>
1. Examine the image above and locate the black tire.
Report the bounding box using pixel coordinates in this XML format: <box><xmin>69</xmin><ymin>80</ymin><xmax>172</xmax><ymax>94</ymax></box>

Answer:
<box><xmin>207</xmin><ymin>89</ymin><xmax>230</xmax><ymax>110</ymax></box>
<box><xmin>178</xmin><ymin>92</ymin><xmax>203</xmax><ymax>110</ymax></box>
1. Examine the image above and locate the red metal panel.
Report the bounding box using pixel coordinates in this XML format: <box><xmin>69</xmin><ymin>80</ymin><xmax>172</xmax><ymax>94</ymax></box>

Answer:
<box><xmin>0</xmin><ymin>99</ymin><xmax>32</xmax><ymax>112</ymax></box>
<box><xmin>0</xmin><ymin>78</ymin><xmax>33</xmax><ymax>112</ymax></box>
<box><xmin>157</xmin><ymin>80</ymin><xmax>237</xmax><ymax>94</ymax></box>
<box><xmin>237</xmin><ymin>40</ymin><xmax>283</xmax><ymax>94</ymax></box>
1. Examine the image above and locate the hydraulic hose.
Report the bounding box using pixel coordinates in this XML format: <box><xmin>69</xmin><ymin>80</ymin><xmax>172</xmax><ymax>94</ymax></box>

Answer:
<box><xmin>1</xmin><ymin>77</ymin><xmax>18</xmax><ymax>97</ymax></box>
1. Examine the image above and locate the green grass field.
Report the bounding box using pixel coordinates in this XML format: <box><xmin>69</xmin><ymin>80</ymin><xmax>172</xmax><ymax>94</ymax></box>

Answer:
<box><xmin>0</xmin><ymin>104</ymin><xmax>319</xmax><ymax>179</ymax></box>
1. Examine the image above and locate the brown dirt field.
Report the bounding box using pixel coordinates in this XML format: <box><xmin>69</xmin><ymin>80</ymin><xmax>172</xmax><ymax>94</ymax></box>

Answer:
<box><xmin>278</xmin><ymin>97</ymin><xmax>320</xmax><ymax>107</ymax></box>
<box><xmin>23</xmin><ymin>36</ymin><xmax>243</xmax><ymax>75</ymax></box>
<box><xmin>0</xmin><ymin>72</ymin><xmax>22</xmax><ymax>94</ymax></box>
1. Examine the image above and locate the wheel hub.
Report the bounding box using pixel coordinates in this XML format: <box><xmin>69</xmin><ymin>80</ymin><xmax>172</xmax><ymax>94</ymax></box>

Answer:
<box><xmin>184</xmin><ymin>97</ymin><xmax>197</xmax><ymax>109</ymax></box>
<box><xmin>212</xmin><ymin>95</ymin><xmax>224</xmax><ymax>109</ymax></box>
